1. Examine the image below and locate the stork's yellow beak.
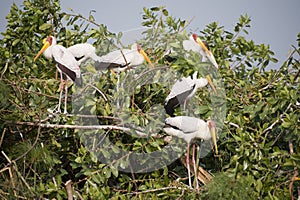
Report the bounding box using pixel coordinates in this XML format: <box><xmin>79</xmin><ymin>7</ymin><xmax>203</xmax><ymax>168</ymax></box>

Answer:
<box><xmin>34</xmin><ymin>39</ymin><xmax>50</xmax><ymax>61</ymax></box>
<box><xmin>206</xmin><ymin>75</ymin><xmax>217</xmax><ymax>94</ymax></box>
<box><xmin>139</xmin><ymin>49</ymin><xmax>154</xmax><ymax>68</ymax></box>
<box><xmin>210</xmin><ymin>126</ymin><xmax>218</xmax><ymax>155</ymax></box>
<box><xmin>196</xmin><ymin>37</ymin><xmax>211</xmax><ymax>56</ymax></box>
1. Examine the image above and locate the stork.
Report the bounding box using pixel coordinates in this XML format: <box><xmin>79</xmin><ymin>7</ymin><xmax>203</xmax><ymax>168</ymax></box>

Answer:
<box><xmin>164</xmin><ymin>116</ymin><xmax>218</xmax><ymax>188</ymax></box>
<box><xmin>164</xmin><ymin>71</ymin><xmax>216</xmax><ymax>117</ymax></box>
<box><xmin>183</xmin><ymin>33</ymin><xmax>218</xmax><ymax>69</ymax></box>
<box><xmin>34</xmin><ymin>36</ymin><xmax>81</xmax><ymax>114</ymax></box>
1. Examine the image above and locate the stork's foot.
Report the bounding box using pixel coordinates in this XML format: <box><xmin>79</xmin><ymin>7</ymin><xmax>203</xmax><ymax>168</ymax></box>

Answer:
<box><xmin>55</xmin><ymin>108</ymin><xmax>62</xmax><ymax>114</ymax></box>
<box><xmin>47</xmin><ymin>105</ymin><xmax>62</xmax><ymax>114</ymax></box>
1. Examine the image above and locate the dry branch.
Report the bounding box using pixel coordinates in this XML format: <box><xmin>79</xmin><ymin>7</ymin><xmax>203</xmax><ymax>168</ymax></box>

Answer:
<box><xmin>6</xmin><ymin>120</ymin><xmax>147</xmax><ymax>137</ymax></box>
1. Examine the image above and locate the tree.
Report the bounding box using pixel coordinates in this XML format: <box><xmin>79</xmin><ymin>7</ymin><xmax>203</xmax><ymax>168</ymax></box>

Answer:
<box><xmin>0</xmin><ymin>1</ymin><xmax>299</xmax><ymax>199</ymax></box>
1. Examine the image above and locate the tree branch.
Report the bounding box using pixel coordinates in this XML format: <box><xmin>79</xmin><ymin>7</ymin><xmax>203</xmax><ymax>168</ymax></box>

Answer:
<box><xmin>6</xmin><ymin>120</ymin><xmax>147</xmax><ymax>137</ymax></box>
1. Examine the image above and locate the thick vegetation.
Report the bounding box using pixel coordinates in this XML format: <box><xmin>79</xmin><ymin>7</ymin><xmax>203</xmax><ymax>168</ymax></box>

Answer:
<box><xmin>0</xmin><ymin>0</ymin><xmax>299</xmax><ymax>199</ymax></box>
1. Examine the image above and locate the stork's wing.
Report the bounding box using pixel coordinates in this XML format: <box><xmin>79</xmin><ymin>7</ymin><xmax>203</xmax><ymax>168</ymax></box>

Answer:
<box><xmin>165</xmin><ymin>116</ymin><xmax>201</xmax><ymax>133</ymax></box>
<box><xmin>52</xmin><ymin>45</ymin><xmax>80</xmax><ymax>76</ymax></box>
<box><xmin>94</xmin><ymin>61</ymin><xmax>129</xmax><ymax>70</ymax></box>
<box><xmin>100</xmin><ymin>49</ymin><xmax>135</xmax><ymax>65</ymax></box>
<box><xmin>94</xmin><ymin>49</ymin><xmax>136</xmax><ymax>70</ymax></box>
<box><xmin>51</xmin><ymin>45</ymin><xmax>81</xmax><ymax>85</ymax></box>
<box><xmin>164</xmin><ymin>88</ymin><xmax>194</xmax><ymax>116</ymax></box>
<box><xmin>166</xmin><ymin>76</ymin><xmax>195</xmax><ymax>101</ymax></box>
<box><xmin>67</xmin><ymin>43</ymin><xmax>97</xmax><ymax>64</ymax></box>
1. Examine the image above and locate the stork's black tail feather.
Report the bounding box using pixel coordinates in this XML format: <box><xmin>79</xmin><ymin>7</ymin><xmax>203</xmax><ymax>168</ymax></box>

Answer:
<box><xmin>164</xmin><ymin>97</ymin><xmax>179</xmax><ymax>117</ymax></box>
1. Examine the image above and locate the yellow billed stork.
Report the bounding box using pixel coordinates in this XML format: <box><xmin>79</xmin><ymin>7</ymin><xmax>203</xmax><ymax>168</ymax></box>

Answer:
<box><xmin>183</xmin><ymin>33</ymin><xmax>218</xmax><ymax>69</ymax></box>
<box><xmin>34</xmin><ymin>36</ymin><xmax>81</xmax><ymax>114</ymax></box>
<box><xmin>164</xmin><ymin>116</ymin><xmax>218</xmax><ymax>188</ymax></box>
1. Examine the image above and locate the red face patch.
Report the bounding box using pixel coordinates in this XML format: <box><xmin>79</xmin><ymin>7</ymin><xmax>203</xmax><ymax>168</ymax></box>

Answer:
<box><xmin>136</xmin><ymin>44</ymin><xmax>141</xmax><ymax>52</ymax></box>
<box><xmin>47</xmin><ymin>36</ymin><xmax>53</xmax><ymax>45</ymax></box>
<box><xmin>192</xmin><ymin>33</ymin><xmax>198</xmax><ymax>42</ymax></box>
<box><xmin>208</xmin><ymin>120</ymin><xmax>215</xmax><ymax>129</ymax></box>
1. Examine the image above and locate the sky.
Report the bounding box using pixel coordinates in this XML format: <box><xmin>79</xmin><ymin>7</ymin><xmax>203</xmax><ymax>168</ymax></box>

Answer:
<box><xmin>1</xmin><ymin>0</ymin><xmax>300</xmax><ymax>69</ymax></box>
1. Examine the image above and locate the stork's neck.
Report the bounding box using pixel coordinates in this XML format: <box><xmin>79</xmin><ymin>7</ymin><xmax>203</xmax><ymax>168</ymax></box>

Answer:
<box><xmin>196</xmin><ymin>123</ymin><xmax>211</xmax><ymax>140</ymax></box>
<box><xmin>43</xmin><ymin>46</ymin><xmax>53</xmax><ymax>59</ymax></box>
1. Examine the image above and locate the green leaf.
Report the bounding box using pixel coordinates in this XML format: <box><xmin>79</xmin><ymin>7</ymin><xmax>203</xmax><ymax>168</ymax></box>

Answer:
<box><xmin>39</xmin><ymin>23</ymin><xmax>52</xmax><ymax>31</ymax></box>
<box><xmin>162</xmin><ymin>9</ymin><xmax>168</xmax><ymax>16</ymax></box>
<box><xmin>12</xmin><ymin>38</ymin><xmax>20</xmax><ymax>46</ymax></box>
<box><xmin>150</xmin><ymin>7</ymin><xmax>159</xmax><ymax>11</ymax></box>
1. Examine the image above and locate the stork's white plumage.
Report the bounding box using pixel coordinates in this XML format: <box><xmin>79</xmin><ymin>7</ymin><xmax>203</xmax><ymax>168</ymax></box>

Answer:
<box><xmin>34</xmin><ymin>36</ymin><xmax>81</xmax><ymax>114</ymax></box>
<box><xmin>95</xmin><ymin>43</ymin><xmax>154</xmax><ymax>73</ymax></box>
<box><xmin>164</xmin><ymin>71</ymin><xmax>209</xmax><ymax>116</ymax></box>
<box><xmin>164</xmin><ymin>116</ymin><xmax>218</xmax><ymax>188</ymax></box>
<box><xmin>183</xmin><ymin>34</ymin><xmax>219</xmax><ymax>69</ymax></box>
<box><xmin>67</xmin><ymin>43</ymin><xmax>101</xmax><ymax>65</ymax></box>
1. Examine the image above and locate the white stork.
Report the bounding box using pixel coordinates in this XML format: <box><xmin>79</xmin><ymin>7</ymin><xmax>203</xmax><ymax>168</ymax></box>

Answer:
<box><xmin>34</xmin><ymin>36</ymin><xmax>81</xmax><ymax>114</ymax></box>
<box><xmin>164</xmin><ymin>116</ymin><xmax>218</xmax><ymax>188</ymax></box>
<box><xmin>164</xmin><ymin>71</ymin><xmax>216</xmax><ymax>117</ymax></box>
<box><xmin>183</xmin><ymin>33</ymin><xmax>218</xmax><ymax>69</ymax></box>
<box><xmin>95</xmin><ymin>43</ymin><xmax>154</xmax><ymax>73</ymax></box>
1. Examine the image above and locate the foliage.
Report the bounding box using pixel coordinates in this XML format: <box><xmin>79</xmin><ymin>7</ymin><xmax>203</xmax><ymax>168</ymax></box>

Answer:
<box><xmin>0</xmin><ymin>1</ymin><xmax>299</xmax><ymax>199</ymax></box>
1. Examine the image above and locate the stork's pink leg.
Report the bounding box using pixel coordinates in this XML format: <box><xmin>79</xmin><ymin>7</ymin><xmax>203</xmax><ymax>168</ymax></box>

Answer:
<box><xmin>57</xmin><ymin>71</ymin><xmax>64</xmax><ymax>113</ymax></box>
<box><xmin>186</xmin><ymin>143</ymin><xmax>192</xmax><ymax>188</ymax></box>
<box><xmin>192</xmin><ymin>143</ymin><xmax>199</xmax><ymax>189</ymax></box>
<box><xmin>64</xmin><ymin>81</ymin><xmax>68</xmax><ymax>114</ymax></box>
<box><xmin>183</xmin><ymin>100</ymin><xmax>187</xmax><ymax>111</ymax></box>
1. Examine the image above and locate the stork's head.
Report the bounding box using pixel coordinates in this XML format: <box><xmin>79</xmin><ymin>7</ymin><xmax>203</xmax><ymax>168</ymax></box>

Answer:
<box><xmin>34</xmin><ymin>36</ymin><xmax>56</xmax><ymax>61</ymax></box>
<box><xmin>207</xmin><ymin>120</ymin><xmax>218</xmax><ymax>155</ymax></box>
<box><xmin>191</xmin><ymin>33</ymin><xmax>211</xmax><ymax>56</ymax></box>
<box><xmin>135</xmin><ymin>43</ymin><xmax>154</xmax><ymax>68</ymax></box>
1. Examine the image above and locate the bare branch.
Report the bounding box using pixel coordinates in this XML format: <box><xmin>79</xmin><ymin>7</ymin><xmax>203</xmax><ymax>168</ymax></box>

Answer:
<box><xmin>6</xmin><ymin>120</ymin><xmax>147</xmax><ymax>137</ymax></box>
<box><xmin>0</xmin><ymin>128</ymin><xmax>6</xmax><ymax>148</ymax></box>
<box><xmin>125</xmin><ymin>186</ymin><xmax>186</xmax><ymax>196</ymax></box>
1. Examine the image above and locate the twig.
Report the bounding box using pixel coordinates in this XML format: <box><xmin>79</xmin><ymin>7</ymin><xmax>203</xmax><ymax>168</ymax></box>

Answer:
<box><xmin>125</xmin><ymin>186</ymin><xmax>184</xmax><ymax>196</ymax></box>
<box><xmin>291</xmin><ymin>45</ymin><xmax>300</xmax><ymax>57</ymax></box>
<box><xmin>0</xmin><ymin>62</ymin><xmax>8</xmax><ymax>79</ymax></box>
<box><xmin>12</xmin><ymin>120</ymin><xmax>42</xmax><ymax>163</ymax></box>
<box><xmin>179</xmin><ymin>16</ymin><xmax>195</xmax><ymax>33</ymax></box>
<box><xmin>262</xmin><ymin>119</ymin><xmax>279</xmax><ymax>134</ymax></box>
<box><xmin>0</xmin><ymin>128</ymin><xmax>6</xmax><ymax>148</ymax></box>
<box><xmin>66</xmin><ymin>114</ymin><xmax>121</xmax><ymax>121</ymax></box>
<box><xmin>1</xmin><ymin>151</ymin><xmax>17</xmax><ymax>197</ymax></box>
<box><xmin>65</xmin><ymin>180</ymin><xmax>73</xmax><ymax>200</ymax></box>
<box><xmin>86</xmin><ymin>83</ymin><xmax>108</xmax><ymax>101</ymax></box>
<box><xmin>263</xmin><ymin>103</ymin><xmax>292</xmax><ymax>135</ymax></box>
<box><xmin>65</xmin><ymin>13</ymin><xmax>102</xmax><ymax>27</ymax></box>
<box><xmin>225</xmin><ymin>121</ymin><xmax>240</xmax><ymax>129</ymax></box>
<box><xmin>1</xmin><ymin>151</ymin><xmax>33</xmax><ymax>196</ymax></box>
<box><xmin>288</xmin><ymin>139</ymin><xmax>299</xmax><ymax>200</ymax></box>
<box><xmin>75</xmin><ymin>190</ymin><xmax>84</xmax><ymax>200</ymax></box>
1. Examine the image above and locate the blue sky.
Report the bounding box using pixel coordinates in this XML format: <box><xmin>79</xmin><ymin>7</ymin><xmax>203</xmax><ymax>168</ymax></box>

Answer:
<box><xmin>1</xmin><ymin>0</ymin><xmax>300</xmax><ymax>69</ymax></box>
